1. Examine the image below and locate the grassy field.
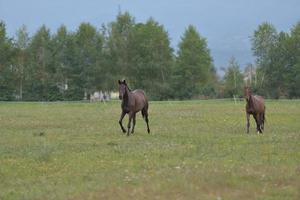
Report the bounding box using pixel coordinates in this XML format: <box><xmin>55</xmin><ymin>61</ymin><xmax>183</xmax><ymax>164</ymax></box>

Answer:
<box><xmin>0</xmin><ymin>100</ymin><xmax>299</xmax><ymax>200</ymax></box>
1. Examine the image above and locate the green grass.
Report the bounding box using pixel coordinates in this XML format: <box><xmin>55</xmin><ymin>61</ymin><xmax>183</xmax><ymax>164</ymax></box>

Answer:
<box><xmin>0</xmin><ymin>100</ymin><xmax>299</xmax><ymax>200</ymax></box>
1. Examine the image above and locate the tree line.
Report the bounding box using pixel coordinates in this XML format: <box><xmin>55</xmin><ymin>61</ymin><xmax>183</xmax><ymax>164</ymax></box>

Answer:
<box><xmin>1</xmin><ymin>12</ymin><xmax>300</xmax><ymax>101</ymax></box>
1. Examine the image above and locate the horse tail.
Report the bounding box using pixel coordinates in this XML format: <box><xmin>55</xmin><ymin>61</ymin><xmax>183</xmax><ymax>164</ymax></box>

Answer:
<box><xmin>142</xmin><ymin>109</ymin><xmax>146</xmax><ymax>119</ymax></box>
<box><xmin>141</xmin><ymin>101</ymin><xmax>148</xmax><ymax>119</ymax></box>
<box><xmin>142</xmin><ymin>99</ymin><xmax>149</xmax><ymax>119</ymax></box>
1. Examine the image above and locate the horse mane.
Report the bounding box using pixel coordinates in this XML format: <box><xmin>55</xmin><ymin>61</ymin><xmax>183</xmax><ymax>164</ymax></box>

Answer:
<box><xmin>124</xmin><ymin>82</ymin><xmax>132</xmax><ymax>92</ymax></box>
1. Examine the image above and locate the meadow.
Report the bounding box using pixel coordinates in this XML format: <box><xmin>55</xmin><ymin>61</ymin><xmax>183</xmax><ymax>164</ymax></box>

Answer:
<box><xmin>0</xmin><ymin>100</ymin><xmax>299</xmax><ymax>200</ymax></box>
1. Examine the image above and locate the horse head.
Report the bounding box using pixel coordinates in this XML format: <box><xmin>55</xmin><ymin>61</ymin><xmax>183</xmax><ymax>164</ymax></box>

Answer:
<box><xmin>244</xmin><ymin>86</ymin><xmax>252</xmax><ymax>101</ymax></box>
<box><xmin>118</xmin><ymin>79</ymin><xmax>128</xmax><ymax>100</ymax></box>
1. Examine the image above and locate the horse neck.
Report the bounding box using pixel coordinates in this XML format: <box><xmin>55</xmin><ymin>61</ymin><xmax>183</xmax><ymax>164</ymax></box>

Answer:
<box><xmin>122</xmin><ymin>86</ymin><xmax>132</xmax><ymax>106</ymax></box>
<box><xmin>247</xmin><ymin>94</ymin><xmax>255</xmax><ymax>108</ymax></box>
<box><xmin>125</xmin><ymin>86</ymin><xmax>132</xmax><ymax>98</ymax></box>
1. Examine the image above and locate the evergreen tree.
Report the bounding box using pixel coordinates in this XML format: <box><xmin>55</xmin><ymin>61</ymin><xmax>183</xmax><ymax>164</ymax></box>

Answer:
<box><xmin>72</xmin><ymin>23</ymin><xmax>104</xmax><ymax>99</ymax></box>
<box><xmin>0</xmin><ymin>21</ymin><xmax>15</xmax><ymax>100</ymax></box>
<box><xmin>174</xmin><ymin>25</ymin><xmax>214</xmax><ymax>99</ymax></box>
<box><xmin>107</xmin><ymin>11</ymin><xmax>135</xmax><ymax>80</ymax></box>
<box><xmin>287</xmin><ymin>22</ymin><xmax>300</xmax><ymax>97</ymax></box>
<box><xmin>26</xmin><ymin>25</ymin><xmax>54</xmax><ymax>100</ymax></box>
<box><xmin>130</xmin><ymin>18</ymin><xmax>174</xmax><ymax>100</ymax></box>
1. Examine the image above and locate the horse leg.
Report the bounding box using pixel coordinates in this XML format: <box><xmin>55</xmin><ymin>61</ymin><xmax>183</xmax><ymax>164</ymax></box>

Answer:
<box><xmin>246</xmin><ymin>113</ymin><xmax>250</xmax><ymax>134</ymax></box>
<box><xmin>119</xmin><ymin>111</ymin><xmax>126</xmax><ymax>133</ymax></box>
<box><xmin>261</xmin><ymin>112</ymin><xmax>265</xmax><ymax>131</ymax></box>
<box><xmin>255</xmin><ymin>114</ymin><xmax>262</xmax><ymax>134</ymax></box>
<box><xmin>141</xmin><ymin>108</ymin><xmax>150</xmax><ymax>133</ymax></box>
<box><xmin>253</xmin><ymin>114</ymin><xmax>259</xmax><ymax>134</ymax></box>
<box><xmin>131</xmin><ymin>113</ymin><xmax>136</xmax><ymax>134</ymax></box>
<box><xmin>259</xmin><ymin>113</ymin><xmax>264</xmax><ymax>133</ymax></box>
<box><xmin>127</xmin><ymin>112</ymin><xmax>133</xmax><ymax>136</ymax></box>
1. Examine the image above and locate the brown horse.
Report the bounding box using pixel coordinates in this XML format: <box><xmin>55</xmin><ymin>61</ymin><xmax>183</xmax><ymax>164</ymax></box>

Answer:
<box><xmin>118</xmin><ymin>80</ymin><xmax>150</xmax><ymax>136</ymax></box>
<box><xmin>244</xmin><ymin>86</ymin><xmax>266</xmax><ymax>134</ymax></box>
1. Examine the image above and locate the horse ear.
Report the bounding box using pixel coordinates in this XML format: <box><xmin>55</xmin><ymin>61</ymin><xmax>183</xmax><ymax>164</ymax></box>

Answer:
<box><xmin>118</xmin><ymin>80</ymin><xmax>121</xmax><ymax>84</ymax></box>
<box><xmin>123</xmin><ymin>80</ymin><xmax>126</xmax><ymax>85</ymax></box>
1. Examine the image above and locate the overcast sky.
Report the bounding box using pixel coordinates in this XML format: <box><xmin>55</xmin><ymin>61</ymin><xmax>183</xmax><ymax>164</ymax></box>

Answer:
<box><xmin>1</xmin><ymin>0</ymin><xmax>300</xmax><ymax>71</ymax></box>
